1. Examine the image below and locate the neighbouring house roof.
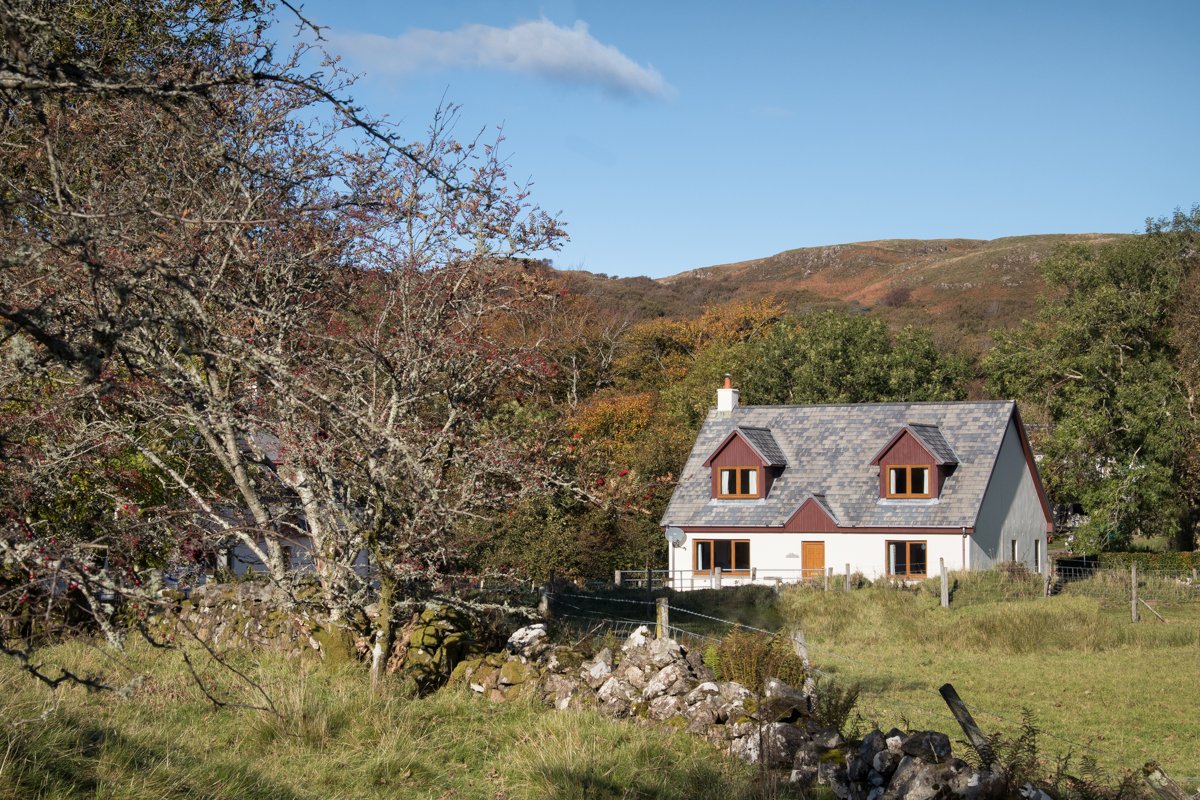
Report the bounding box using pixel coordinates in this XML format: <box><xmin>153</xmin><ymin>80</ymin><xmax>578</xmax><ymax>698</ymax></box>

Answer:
<box><xmin>661</xmin><ymin>400</ymin><xmax>1017</xmax><ymax>530</ymax></box>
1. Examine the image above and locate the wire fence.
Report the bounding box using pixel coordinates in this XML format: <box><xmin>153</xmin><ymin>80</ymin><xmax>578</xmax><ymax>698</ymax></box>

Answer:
<box><xmin>614</xmin><ymin>562</ymin><xmax>1200</xmax><ymax>613</ymax></box>
<box><xmin>545</xmin><ymin>584</ymin><xmax>1199</xmax><ymax>787</ymax></box>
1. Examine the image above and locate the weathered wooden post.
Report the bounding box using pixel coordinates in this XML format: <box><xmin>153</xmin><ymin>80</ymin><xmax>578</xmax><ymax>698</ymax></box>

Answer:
<box><xmin>714</xmin><ymin>566</ymin><xmax>723</xmax><ymax>590</ymax></box>
<box><xmin>614</xmin><ymin>569</ymin><xmax>622</xmax><ymax>588</ymax></box>
<box><xmin>939</xmin><ymin>683</ymin><xmax>998</xmax><ymax>770</ymax></box>
<box><xmin>844</xmin><ymin>563</ymin><xmax>851</xmax><ymax>593</ymax></box>
<box><xmin>538</xmin><ymin>584</ymin><xmax>552</xmax><ymax>619</ymax></box>
<box><xmin>1132</xmin><ymin>563</ymin><xmax>1140</xmax><ymax>623</ymax></box>
<box><xmin>645</xmin><ymin>565</ymin><xmax>653</xmax><ymax>595</ymax></box>
<box><xmin>940</xmin><ymin>558</ymin><xmax>949</xmax><ymax>609</ymax></box>
<box><xmin>1142</xmin><ymin>762</ymin><xmax>1198</xmax><ymax>800</ymax></box>
<box><xmin>750</xmin><ymin>566</ymin><xmax>757</xmax><ymax>583</ymax></box>
<box><xmin>790</xmin><ymin>629</ymin><xmax>818</xmax><ymax>702</ymax></box>
<box><xmin>656</xmin><ymin>597</ymin><xmax>669</xmax><ymax>639</ymax></box>
<box><xmin>1044</xmin><ymin>558</ymin><xmax>1053</xmax><ymax>598</ymax></box>
<box><xmin>824</xmin><ymin>567</ymin><xmax>831</xmax><ymax>592</ymax></box>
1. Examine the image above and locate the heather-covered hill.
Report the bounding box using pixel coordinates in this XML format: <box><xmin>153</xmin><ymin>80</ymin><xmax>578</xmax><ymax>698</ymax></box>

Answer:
<box><xmin>559</xmin><ymin>233</ymin><xmax>1125</xmax><ymax>352</ymax></box>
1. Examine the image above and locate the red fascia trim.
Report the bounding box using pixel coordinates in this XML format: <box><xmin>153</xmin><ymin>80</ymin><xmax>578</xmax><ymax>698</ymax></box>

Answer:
<box><xmin>675</xmin><ymin>525</ymin><xmax>974</xmax><ymax>535</ymax></box>
<box><xmin>1010</xmin><ymin>405</ymin><xmax>1055</xmax><ymax>530</ymax></box>
<box><xmin>703</xmin><ymin>428</ymin><xmax>768</xmax><ymax>468</ymax></box>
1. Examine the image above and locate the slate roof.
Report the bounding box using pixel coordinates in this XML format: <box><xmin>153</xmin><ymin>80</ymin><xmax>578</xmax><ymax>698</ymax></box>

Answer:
<box><xmin>736</xmin><ymin>426</ymin><xmax>789</xmax><ymax>466</ymax></box>
<box><xmin>907</xmin><ymin>424</ymin><xmax>959</xmax><ymax>464</ymax></box>
<box><xmin>660</xmin><ymin>401</ymin><xmax>1017</xmax><ymax>530</ymax></box>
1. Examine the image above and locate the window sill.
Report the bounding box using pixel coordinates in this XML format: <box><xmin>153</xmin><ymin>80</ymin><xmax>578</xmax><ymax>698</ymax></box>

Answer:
<box><xmin>876</xmin><ymin>498</ymin><xmax>939</xmax><ymax>507</ymax></box>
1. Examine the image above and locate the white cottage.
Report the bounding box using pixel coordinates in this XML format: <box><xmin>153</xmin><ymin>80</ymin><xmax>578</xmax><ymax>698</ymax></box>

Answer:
<box><xmin>659</xmin><ymin>379</ymin><xmax>1052</xmax><ymax>589</ymax></box>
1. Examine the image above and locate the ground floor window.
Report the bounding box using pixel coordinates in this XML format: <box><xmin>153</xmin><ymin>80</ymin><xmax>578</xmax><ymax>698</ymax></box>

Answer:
<box><xmin>886</xmin><ymin>540</ymin><xmax>927</xmax><ymax>578</ymax></box>
<box><xmin>694</xmin><ymin>539</ymin><xmax>750</xmax><ymax>573</ymax></box>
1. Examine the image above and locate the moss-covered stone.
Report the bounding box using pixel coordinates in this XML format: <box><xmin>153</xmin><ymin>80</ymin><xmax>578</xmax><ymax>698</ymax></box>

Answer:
<box><xmin>498</xmin><ymin>659</ymin><xmax>534</xmax><ymax>687</ymax></box>
<box><xmin>312</xmin><ymin>626</ymin><xmax>355</xmax><ymax>667</ymax></box>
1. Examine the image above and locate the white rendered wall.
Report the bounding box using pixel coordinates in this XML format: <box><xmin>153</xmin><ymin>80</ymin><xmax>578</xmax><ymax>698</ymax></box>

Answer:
<box><xmin>970</xmin><ymin>421</ymin><xmax>1049</xmax><ymax>573</ymax></box>
<box><xmin>667</xmin><ymin>529</ymin><xmax>968</xmax><ymax>589</ymax></box>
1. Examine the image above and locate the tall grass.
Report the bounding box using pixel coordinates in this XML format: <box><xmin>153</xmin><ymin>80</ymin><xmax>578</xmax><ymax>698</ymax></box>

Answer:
<box><xmin>0</xmin><ymin>640</ymin><xmax>770</xmax><ymax>800</ymax></box>
<box><xmin>777</xmin><ymin>576</ymin><xmax>1200</xmax><ymax>783</ymax></box>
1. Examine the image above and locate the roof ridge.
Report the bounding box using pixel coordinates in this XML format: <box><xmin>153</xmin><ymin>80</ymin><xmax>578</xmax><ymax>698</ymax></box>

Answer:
<box><xmin>730</xmin><ymin>399</ymin><xmax>1014</xmax><ymax>410</ymax></box>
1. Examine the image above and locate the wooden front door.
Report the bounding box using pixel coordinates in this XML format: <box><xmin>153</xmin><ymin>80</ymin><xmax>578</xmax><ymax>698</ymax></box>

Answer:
<box><xmin>802</xmin><ymin>541</ymin><xmax>825</xmax><ymax>581</ymax></box>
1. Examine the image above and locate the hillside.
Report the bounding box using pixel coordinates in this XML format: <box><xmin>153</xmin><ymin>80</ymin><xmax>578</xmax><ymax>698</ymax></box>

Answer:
<box><xmin>559</xmin><ymin>233</ymin><xmax>1125</xmax><ymax>353</ymax></box>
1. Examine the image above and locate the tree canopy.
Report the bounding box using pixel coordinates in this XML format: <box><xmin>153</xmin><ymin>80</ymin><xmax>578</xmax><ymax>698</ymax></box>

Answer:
<box><xmin>986</xmin><ymin>208</ymin><xmax>1200</xmax><ymax>551</ymax></box>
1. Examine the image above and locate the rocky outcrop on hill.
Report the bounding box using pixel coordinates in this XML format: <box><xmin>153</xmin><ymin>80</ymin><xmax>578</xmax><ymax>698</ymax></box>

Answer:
<box><xmin>452</xmin><ymin>624</ymin><xmax>1006</xmax><ymax>798</ymax></box>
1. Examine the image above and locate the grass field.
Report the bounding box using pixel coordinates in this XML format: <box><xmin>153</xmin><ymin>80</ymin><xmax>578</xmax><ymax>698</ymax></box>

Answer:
<box><xmin>0</xmin><ymin>642</ymin><xmax>767</xmax><ymax>800</ymax></box>
<box><xmin>775</xmin><ymin>575</ymin><xmax>1200</xmax><ymax>787</ymax></box>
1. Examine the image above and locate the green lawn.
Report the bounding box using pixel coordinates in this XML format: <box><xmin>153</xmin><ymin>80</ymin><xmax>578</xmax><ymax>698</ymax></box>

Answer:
<box><xmin>777</xmin><ymin>578</ymin><xmax>1200</xmax><ymax>787</ymax></box>
<box><xmin>0</xmin><ymin>642</ymin><xmax>767</xmax><ymax>800</ymax></box>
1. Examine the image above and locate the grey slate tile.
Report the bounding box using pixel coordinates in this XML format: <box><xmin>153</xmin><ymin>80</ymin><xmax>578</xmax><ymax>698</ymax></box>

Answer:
<box><xmin>660</xmin><ymin>401</ymin><xmax>1015</xmax><ymax>530</ymax></box>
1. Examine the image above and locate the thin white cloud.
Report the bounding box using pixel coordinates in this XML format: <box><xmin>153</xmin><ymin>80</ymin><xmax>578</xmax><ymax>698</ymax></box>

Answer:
<box><xmin>331</xmin><ymin>19</ymin><xmax>673</xmax><ymax>99</ymax></box>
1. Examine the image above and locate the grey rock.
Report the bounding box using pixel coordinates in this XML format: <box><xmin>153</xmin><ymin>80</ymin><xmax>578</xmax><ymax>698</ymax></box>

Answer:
<box><xmin>790</xmin><ymin>744</ymin><xmax>820</xmax><ymax>787</ymax></box>
<box><xmin>810</xmin><ymin>726</ymin><xmax>846</xmax><ymax>751</ymax></box>
<box><xmin>643</xmin><ymin>662</ymin><xmax>691</xmax><ymax>701</ymax></box>
<box><xmin>847</xmin><ymin>753</ymin><xmax>871</xmax><ymax>782</ymax></box>
<box><xmin>505</xmin><ymin>624</ymin><xmax>548</xmax><ymax>659</ymax></box>
<box><xmin>902</xmin><ymin>730</ymin><xmax>953</xmax><ymax>763</ymax></box>
<box><xmin>860</xmin><ymin>730</ymin><xmax>887</xmax><ymax>758</ymax></box>
<box><xmin>880</xmin><ymin>756</ymin><xmax>955</xmax><ymax>800</ymax></box>
<box><xmin>622</xmin><ymin>625</ymin><xmax>651</xmax><ymax>650</ymax></box>
<box><xmin>580</xmin><ymin>656</ymin><xmax>612</xmax><ymax>689</ymax></box>
<box><xmin>818</xmin><ymin>759</ymin><xmax>852</xmax><ymax>799</ymax></box>
<box><xmin>684</xmin><ymin>681</ymin><xmax>720</xmax><ymax>704</ymax></box>
<box><xmin>727</xmin><ymin>722</ymin><xmax>809</xmax><ymax>768</ymax></box>
<box><xmin>596</xmin><ymin>676</ymin><xmax>636</xmax><ymax>714</ymax></box>
<box><xmin>646</xmin><ymin>636</ymin><xmax>685</xmax><ymax>668</ymax></box>
<box><xmin>647</xmin><ymin>694</ymin><xmax>686</xmax><ymax>721</ymax></box>
<box><xmin>872</xmin><ymin>749</ymin><xmax>901</xmax><ymax>778</ymax></box>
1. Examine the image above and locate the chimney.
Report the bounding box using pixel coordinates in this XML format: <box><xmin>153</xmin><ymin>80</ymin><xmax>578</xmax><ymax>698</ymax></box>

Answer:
<box><xmin>717</xmin><ymin>373</ymin><xmax>739</xmax><ymax>414</ymax></box>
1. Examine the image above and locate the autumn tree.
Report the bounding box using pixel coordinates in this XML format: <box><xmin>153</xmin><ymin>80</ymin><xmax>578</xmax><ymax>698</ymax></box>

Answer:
<box><xmin>0</xmin><ymin>0</ymin><xmax>565</xmax><ymax>687</ymax></box>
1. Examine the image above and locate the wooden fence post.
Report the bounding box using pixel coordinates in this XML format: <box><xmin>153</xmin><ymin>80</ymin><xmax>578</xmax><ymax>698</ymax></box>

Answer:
<box><xmin>656</xmin><ymin>597</ymin><xmax>669</xmax><ymax>640</ymax></box>
<box><xmin>844</xmin><ymin>563</ymin><xmax>851</xmax><ymax>593</ymax></box>
<box><xmin>714</xmin><ymin>566</ymin><xmax>723</xmax><ymax>590</ymax></box>
<box><xmin>939</xmin><ymin>683</ymin><xmax>998</xmax><ymax>770</ymax></box>
<box><xmin>790</xmin><ymin>629</ymin><xmax>818</xmax><ymax>702</ymax></box>
<box><xmin>1132</xmin><ymin>563</ymin><xmax>1140</xmax><ymax>623</ymax></box>
<box><xmin>614</xmin><ymin>569</ymin><xmax>622</xmax><ymax>587</ymax></box>
<box><xmin>538</xmin><ymin>584</ymin><xmax>552</xmax><ymax>619</ymax></box>
<box><xmin>824</xmin><ymin>567</ymin><xmax>831</xmax><ymax>592</ymax></box>
<box><xmin>750</xmin><ymin>566</ymin><xmax>757</xmax><ymax>582</ymax></box>
<box><xmin>1044</xmin><ymin>558</ymin><xmax>1053</xmax><ymax>598</ymax></box>
<box><xmin>1142</xmin><ymin>763</ymin><xmax>1199</xmax><ymax>800</ymax></box>
<box><xmin>940</xmin><ymin>558</ymin><xmax>949</xmax><ymax>608</ymax></box>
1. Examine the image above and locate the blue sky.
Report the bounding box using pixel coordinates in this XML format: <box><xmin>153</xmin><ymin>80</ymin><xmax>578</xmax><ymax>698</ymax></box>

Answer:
<box><xmin>289</xmin><ymin>1</ymin><xmax>1200</xmax><ymax>278</ymax></box>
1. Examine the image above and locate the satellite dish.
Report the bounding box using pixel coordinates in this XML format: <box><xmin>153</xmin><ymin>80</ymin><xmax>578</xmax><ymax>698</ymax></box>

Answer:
<box><xmin>664</xmin><ymin>526</ymin><xmax>687</xmax><ymax>547</ymax></box>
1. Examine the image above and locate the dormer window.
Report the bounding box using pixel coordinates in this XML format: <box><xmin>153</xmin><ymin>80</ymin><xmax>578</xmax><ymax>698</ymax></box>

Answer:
<box><xmin>871</xmin><ymin>424</ymin><xmax>958</xmax><ymax>502</ymax></box>
<box><xmin>887</xmin><ymin>465</ymin><xmax>931</xmax><ymax>499</ymax></box>
<box><xmin>718</xmin><ymin>467</ymin><xmax>758</xmax><ymax>498</ymax></box>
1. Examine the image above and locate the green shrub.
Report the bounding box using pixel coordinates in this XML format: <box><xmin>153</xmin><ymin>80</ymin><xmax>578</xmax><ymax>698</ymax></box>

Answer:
<box><xmin>810</xmin><ymin>675</ymin><xmax>860</xmax><ymax>735</ymax></box>
<box><xmin>1096</xmin><ymin>551</ymin><xmax>1200</xmax><ymax>572</ymax></box>
<box><xmin>711</xmin><ymin>628</ymin><xmax>806</xmax><ymax>693</ymax></box>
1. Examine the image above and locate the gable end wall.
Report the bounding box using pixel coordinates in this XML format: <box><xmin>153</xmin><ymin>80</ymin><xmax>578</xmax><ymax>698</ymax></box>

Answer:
<box><xmin>970</xmin><ymin>420</ymin><xmax>1049</xmax><ymax>572</ymax></box>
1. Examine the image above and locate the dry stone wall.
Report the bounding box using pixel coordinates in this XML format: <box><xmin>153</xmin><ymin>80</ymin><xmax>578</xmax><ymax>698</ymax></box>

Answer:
<box><xmin>453</xmin><ymin>623</ymin><xmax>1009</xmax><ymax>800</ymax></box>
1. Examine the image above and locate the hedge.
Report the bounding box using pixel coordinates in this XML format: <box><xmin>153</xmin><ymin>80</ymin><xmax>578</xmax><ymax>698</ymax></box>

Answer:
<box><xmin>1096</xmin><ymin>551</ymin><xmax>1200</xmax><ymax>571</ymax></box>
